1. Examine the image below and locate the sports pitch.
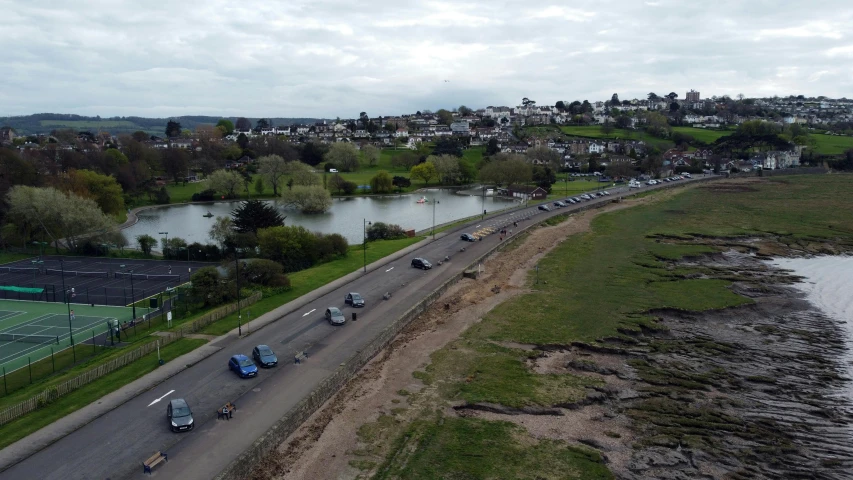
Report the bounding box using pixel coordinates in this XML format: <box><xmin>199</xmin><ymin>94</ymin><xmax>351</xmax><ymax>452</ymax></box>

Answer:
<box><xmin>0</xmin><ymin>300</ymin><xmax>133</xmax><ymax>373</ymax></box>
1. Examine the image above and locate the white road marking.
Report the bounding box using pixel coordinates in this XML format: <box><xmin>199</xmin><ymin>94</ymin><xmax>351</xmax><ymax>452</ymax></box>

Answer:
<box><xmin>302</xmin><ymin>308</ymin><xmax>316</xmax><ymax>317</ymax></box>
<box><xmin>385</xmin><ymin>266</ymin><xmax>394</xmax><ymax>272</ymax></box>
<box><xmin>148</xmin><ymin>389</ymin><xmax>175</xmax><ymax>407</ymax></box>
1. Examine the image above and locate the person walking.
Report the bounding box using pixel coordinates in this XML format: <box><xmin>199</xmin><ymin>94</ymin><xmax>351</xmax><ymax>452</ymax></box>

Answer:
<box><xmin>70</xmin><ymin>310</ymin><xmax>75</xmax><ymax>321</ymax></box>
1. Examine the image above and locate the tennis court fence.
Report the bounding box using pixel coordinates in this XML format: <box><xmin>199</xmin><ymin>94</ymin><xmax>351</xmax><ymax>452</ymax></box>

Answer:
<box><xmin>0</xmin><ymin>333</ymin><xmax>59</xmax><ymax>345</ymax></box>
<box><xmin>0</xmin><ymin>291</ymin><xmax>262</xmax><ymax>426</ymax></box>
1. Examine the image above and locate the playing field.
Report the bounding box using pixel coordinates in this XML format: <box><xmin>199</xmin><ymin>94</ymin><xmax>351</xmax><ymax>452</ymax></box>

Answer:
<box><xmin>0</xmin><ymin>300</ymin><xmax>132</xmax><ymax>373</ymax></box>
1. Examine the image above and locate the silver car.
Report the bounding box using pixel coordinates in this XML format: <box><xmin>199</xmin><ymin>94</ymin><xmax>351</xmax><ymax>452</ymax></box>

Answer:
<box><xmin>326</xmin><ymin>307</ymin><xmax>346</xmax><ymax>325</ymax></box>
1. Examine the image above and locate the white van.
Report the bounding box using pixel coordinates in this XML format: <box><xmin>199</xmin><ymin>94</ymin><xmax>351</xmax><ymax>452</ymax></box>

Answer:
<box><xmin>329</xmin><ymin>168</ymin><xmax>338</xmax><ymax>173</ymax></box>
<box><xmin>629</xmin><ymin>180</ymin><xmax>641</xmax><ymax>189</ymax></box>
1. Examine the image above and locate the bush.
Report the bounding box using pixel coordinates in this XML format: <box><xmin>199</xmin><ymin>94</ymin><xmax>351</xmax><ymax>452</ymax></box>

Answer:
<box><xmin>315</xmin><ymin>233</ymin><xmax>349</xmax><ymax>261</ymax></box>
<box><xmin>191</xmin><ymin>188</ymin><xmax>217</xmax><ymax>202</ymax></box>
<box><xmin>230</xmin><ymin>258</ymin><xmax>286</xmax><ymax>286</ymax></box>
<box><xmin>156</xmin><ymin>186</ymin><xmax>170</xmax><ymax>204</ymax></box>
<box><xmin>341</xmin><ymin>181</ymin><xmax>358</xmax><ymax>195</ymax></box>
<box><xmin>366</xmin><ymin>222</ymin><xmax>408</xmax><ymax>241</ymax></box>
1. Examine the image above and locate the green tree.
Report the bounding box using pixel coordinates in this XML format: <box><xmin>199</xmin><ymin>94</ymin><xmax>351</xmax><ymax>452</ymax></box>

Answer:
<box><xmin>209</xmin><ymin>216</ymin><xmax>236</xmax><ymax>250</ymax></box>
<box><xmin>253</xmin><ymin>176</ymin><xmax>265</xmax><ymax>195</ymax></box>
<box><xmin>532</xmin><ymin>165</ymin><xmax>557</xmax><ymax>193</ymax></box>
<box><xmin>610</xmin><ymin>93</ymin><xmax>620</xmax><ymax>105</ymax></box>
<box><xmin>231</xmin><ymin>199</ymin><xmax>285</xmax><ymax>234</ymax></box>
<box><xmin>432</xmin><ymin>137</ymin><xmax>463</xmax><ymax>157</ymax></box>
<box><xmin>369</xmin><ymin>170</ymin><xmax>393</xmax><ymax>193</ymax></box>
<box><xmin>162</xmin><ymin>148</ymin><xmax>190</xmax><ymax>185</ymax></box>
<box><xmin>436</xmin><ymin>109</ymin><xmax>454</xmax><ymax>126</ymax></box>
<box><xmin>206</xmin><ymin>169</ymin><xmax>243</xmax><ymax>198</ymax></box>
<box><xmin>216</xmin><ymin>119</ymin><xmax>235</xmax><ymax>135</ymax></box>
<box><xmin>68</xmin><ymin>169</ymin><xmax>125</xmax><ymax>215</ymax></box>
<box><xmin>235</xmin><ymin>117</ymin><xmax>251</xmax><ymax>131</ymax></box>
<box><xmin>526</xmin><ymin>146</ymin><xmax>561</xmax><ymax>169</ymax></box>
<box><xmin>458</xmin><ymin>105</ymin><xmax>473</xmax><ymax>116</ymax></box>
<box><xmin>156</xmin><ymin>186</ymin><xmax>170</xmax><ymax>204</ymax></box>
<box><xmin>280</xmin><ymin>185</ymin><xmax>333</xmax><ymax>213</ymax></box>
<box><xmin>601</xmin><ymin>120</ymin><xmax>615</xmax><ymax>135</ymax></box>
<box><xmin>6</xmin><ymin>186</ymin><xmax>114</xmax><ymax>252</ymax></box>
<box><xmin>485</xmin><ymin>138</ymin><xmax>500</xmax><ymax>156</ymax></box>
<box><xmin>285</xmin><ymin>161</ymin><xmax>321</xmax><ymax>186</ymax></box>
<box><xmin>429</xmin><ymin>155</ymin><xmax>461</xmax><ymax>184</ymax></box>
<box><xmin>410</xmin><ymin>162</ymin><xmax>438</xmax><ymax>185</ymax></box>
<box><xmin>103</xmin><ymin>148</ymin><xmax>129</xmax><ymax>172</ymax></box>
<box><xmin>325</xmin><ymin>142</ymin><xmax>360</xmax><ymax>172</ymax></box>
<box><xmin>136</xmin><ymin>234</ymin><xmax>156</xmax><ymax>255</ymax></box>
<box><xmin>257</xmin><ymin>225</ymin><xmax>317</xmax><ymax>272</ymax></box>
<box><xmin>165</xmin><ymin>120</ymin><xmax>182</xmax><ymax>138</ymax></box>
<box><xmin>361</xmin><ymin>144</ymin><xmax>381</xmax><ymax>167</ymax></box>
<box><xmin>258</xmin><ymin>154</ymin><xmax>287</xmax><ymax>196</ymax></box>
<box><xmin>191</xmin><ymin>266</ymin><xmax>231</xmax><ymax>307</ymax></box>
<box><xmin>300</xmin><ymin>141</ymin><xmax>328</xmax><ymax>166</ymax></box>
<box><xmin>392</xmin><ymin>176</ymin><xmax>411</xmax><ymax>192</ymax></box>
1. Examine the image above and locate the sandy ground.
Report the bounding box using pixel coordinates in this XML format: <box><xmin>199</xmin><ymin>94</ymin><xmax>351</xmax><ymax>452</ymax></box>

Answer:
<box><xmin>254</xmin><ymin>196</ymin><xmax>648</xmax><ymax>480</ymax></box>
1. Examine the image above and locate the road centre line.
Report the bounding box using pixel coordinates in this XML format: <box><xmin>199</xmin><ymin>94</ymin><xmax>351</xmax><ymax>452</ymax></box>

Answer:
<box><xmin>302</xmin><ymin>308</ymin><xmax>316</xmax><ymax>317</ymax></box>
<box><xmin>385</xmin><ymin>267</ymin><xmax>394</xmax><ymax>272</ymax></box>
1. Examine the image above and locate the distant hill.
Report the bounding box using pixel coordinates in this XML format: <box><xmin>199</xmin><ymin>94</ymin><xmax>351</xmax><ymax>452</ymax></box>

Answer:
<box><xmin>0</xmin><ymin>114</ymin><xmax>328</xmax><ymax>136</ymax></box>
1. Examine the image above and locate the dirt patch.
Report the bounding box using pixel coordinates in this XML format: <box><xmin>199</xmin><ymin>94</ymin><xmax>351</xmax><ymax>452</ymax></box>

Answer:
<box><xmin>256</xmin><ymin>197</ymin><xmax>649</xmax><ymax>480</ymax></box>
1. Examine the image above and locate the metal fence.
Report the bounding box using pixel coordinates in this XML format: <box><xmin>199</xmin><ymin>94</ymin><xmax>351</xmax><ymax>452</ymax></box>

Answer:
<box><xmin>0</xmin><ymin>291</ymin><xmax>262</xmax><ymax>427</ymax></box>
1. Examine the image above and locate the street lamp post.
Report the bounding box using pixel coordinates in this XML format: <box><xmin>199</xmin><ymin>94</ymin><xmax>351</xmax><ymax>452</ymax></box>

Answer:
<box><xmin>363</xmin><ymin>219</ymin><xmax>371</xmax><ymax>273</ymax></box>
<box><xmin>121</xmin><ymin>264</ymin><xmax>137</xmax><ymax>319</ymax></box>
<box><xmin>159</xmin><ymin>231</ymin><xmax>169</xmax><ymax>259</ymax></box>
<box><xmin>235</xmin><ymin>249</ymin><xmax>242</xmax><ymax>336</ymax></box>
<box><xmin>65</xmin><ymin>288</ymin><xmax>75</xmax><ymax>362</ymax></box>
<box><xmin>432</xmin><ymin>197</ymin><xmax>436</xmax><ymax>240</ymax></box>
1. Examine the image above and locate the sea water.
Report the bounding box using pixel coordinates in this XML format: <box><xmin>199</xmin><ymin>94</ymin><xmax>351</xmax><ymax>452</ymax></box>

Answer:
<box><xmin>770</xmin><ymin>255</ymin><xmax>853</xmax><ymax>399</ymax></box>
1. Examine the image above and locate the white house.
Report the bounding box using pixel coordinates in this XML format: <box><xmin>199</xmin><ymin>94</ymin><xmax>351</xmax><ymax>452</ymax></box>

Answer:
<box><xmin>588</xmin><ymin>142</ymin><xmax>605</xmax><ymax>154</ymax></box>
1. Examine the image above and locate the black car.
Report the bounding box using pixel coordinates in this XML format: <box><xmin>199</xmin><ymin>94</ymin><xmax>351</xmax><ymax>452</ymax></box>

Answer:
<box><xmin>460</xmin><ymin>233</ymin><xmax>477</xmax><ymax>242</ymax></box>
<box><xmin>252</xmin><ymin>345</ymin><xmax>278</xmax><ymax>367</ymax></box>
<box><xmin>345</xmin><ymin>292</ymin><xmax>365</xmax><ymax>307</ymax></box>
<box><xmin>167</xmin><ymin>398</ymin><xmax>194</xmax><ymax>432</ymax></box>
<box><xmin>538</xmin><ymin>204</ymin><xmax>551</xmax><ymax>212</ymax></box>
<box><xmin>553</xmin><ymin>201</ymin><xmax>566</xmax><ymax>208</ymax></box>
<box><xmin>411</xmin><ymin>257</ymin><xmax>432</xmax><ymax>269</ymax></box>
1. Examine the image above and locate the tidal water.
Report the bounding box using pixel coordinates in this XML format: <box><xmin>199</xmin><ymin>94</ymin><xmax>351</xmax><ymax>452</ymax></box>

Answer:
<box><xmin>770</xmin><ymin>255</ymin><xmax>853</xmax><ymax>399</ymax></box>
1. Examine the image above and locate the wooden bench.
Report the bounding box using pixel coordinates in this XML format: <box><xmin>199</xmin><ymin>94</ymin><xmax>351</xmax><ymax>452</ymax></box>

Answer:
<box><xmin>216</xmin><ymin>402</ymin><xmax>237</xmax><ymax>420</ymax></box>
<box><xmin>143</xmin><ymin>451</ymin><xmax>167</xmax><ymax>474</ymax></box>
<box><xmin>294</xmin><ymin>351</ymin><xmax>307</xmax><ymax>364</ymax></box>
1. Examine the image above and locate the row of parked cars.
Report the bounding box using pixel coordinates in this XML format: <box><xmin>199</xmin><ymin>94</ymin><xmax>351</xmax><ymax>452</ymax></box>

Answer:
<box><xmin>646</xmin><ymin>174</ymin><xmax>690</xmax><ymax>185</ymax></box>
<box><xmin>538</xmin><ymin>191</ymin><xmax>611</xmax><ymax>211</ymax></box>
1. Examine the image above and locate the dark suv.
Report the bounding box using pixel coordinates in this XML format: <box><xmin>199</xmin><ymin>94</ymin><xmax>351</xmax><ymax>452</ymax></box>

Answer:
<box><xmin>411</xmin><ymin>258</ymin><xmax>432</xmax><ymax>269</ymax></box>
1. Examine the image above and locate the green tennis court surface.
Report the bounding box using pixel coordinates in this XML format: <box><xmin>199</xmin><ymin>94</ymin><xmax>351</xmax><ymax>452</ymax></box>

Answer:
<box><xmin>0</xmin><ymin>300</ymin><xmax>134</xmax><ymax>373</ymax></box>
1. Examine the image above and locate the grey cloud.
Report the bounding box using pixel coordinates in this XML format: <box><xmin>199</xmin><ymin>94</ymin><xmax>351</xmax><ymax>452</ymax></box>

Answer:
<box><xmin>1</xmin><ymin>0</ymin><xmax>851</xmax><ymax>118</ymax></box>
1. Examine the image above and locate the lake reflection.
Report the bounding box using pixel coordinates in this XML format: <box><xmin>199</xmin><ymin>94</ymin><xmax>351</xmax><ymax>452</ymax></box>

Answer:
<box><xmin>123</xmin><ymin>189</ymin><xmax>519</xmax><ymax>245</ymax></box>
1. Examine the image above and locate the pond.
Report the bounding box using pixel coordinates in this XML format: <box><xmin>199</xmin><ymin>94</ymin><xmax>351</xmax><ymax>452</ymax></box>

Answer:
<box><xmin>123</xmin><ymin>189</ymin><xmax>519</xmax><ymax>246</ymax></box>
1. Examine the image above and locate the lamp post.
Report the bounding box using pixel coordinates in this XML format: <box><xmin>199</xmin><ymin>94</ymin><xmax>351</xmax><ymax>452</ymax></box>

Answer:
<box><xmin>120</xmin><ymin>264</ymin><xmax>137</xmax><ymax>319</ymax></box>
<box><xmin>363</xmin><ymin>219</ymin><xmax>371</xmax><ymax>273</ymax></box>
<box><xmin>30</xmin><ymin>259</ymin><xmax>43</xmax><ymax>286</ymax></box>
<box><xmin>432</xmin><ymin>197</ymin><xmax>436</xmax><ymax>240</ymax></box>
<box><xmin>32</xmin><ymin>241</ymin><xmax>47</xmax><ymax>261</ymax></box>
<box><xmin>159</xmin><ymin>231</ymin><xmax>169</xmax><ymax>259</ymax></box>
<box><xmin>235</xmin><ymin>248</ymin><xmax>242</xmax><ymax>336</ymax></box>
<box><xmin>65</xmin><ymin>288</ymin><xmax>75</xmax><ymax>362</ymax></box>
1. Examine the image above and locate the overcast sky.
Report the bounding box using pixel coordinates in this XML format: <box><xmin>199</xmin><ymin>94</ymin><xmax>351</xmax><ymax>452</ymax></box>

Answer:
<box><xmin>1</xmin><ymin>0</ymin><xmax>851</xmax><ymax>119</ymax></box>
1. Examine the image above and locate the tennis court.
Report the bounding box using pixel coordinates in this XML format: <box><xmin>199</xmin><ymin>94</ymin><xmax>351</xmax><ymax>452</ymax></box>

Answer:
<box><xmin>0</xmin><ymin>255</ymin><xmax>215</xmax><ymax>307</ymax></box>
<box><xmin>0</xmin><ymin>300</ymin><xmax>133</xmax><ymax>373</ymax></box>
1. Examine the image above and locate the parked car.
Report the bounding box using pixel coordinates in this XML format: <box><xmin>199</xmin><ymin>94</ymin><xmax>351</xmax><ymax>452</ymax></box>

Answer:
<box><xmin>252</xmin><ymin>345</ymin><xmax>278</xmax><ymax>367</ymax></box>
<box><xmin>167</xmin><ymin>398</ymin><xmax>194</xmax><ymax>432</ymax></box>
<box><xmin>566</xmin><ymin>198</ymin><xmax>577</xmax><ymax>204</ymax></box>
<box><xmin>684</xmin><ymin>173</ymin><xmax>692</xmax><ymax>178</ymax></box>
<box><xmin>411</xmin><ymin>257</ymin><xmax>432</xmax><ymax>269</ymax></box>
<box><xmin>572</xmin><ymin>197</ymin><xmax>582</xmax><ymax>203</ymax></box>
<box><xmin>646</xmin><ymin>180</ymin><xmax>656</xmax><ymax>185</ymax></box>
<box><xmin>345</xmin><ymin>292</ymin><xmax>365</xmax><ymax>307</ymax></box>
<box><xmin>460</xmin><ymin>233</ymin><xmax>477</xmax><ymax>242</ymax></box>
<box><xmin>538</xmin><ymin>204</ymin><xmax>551</xmax><ymax>212</ymax></box>
<box><xmin>326</xmin><ymin>307</ymin><xmax>346</xmax><ymax>325</ymax></box>
<box><xmin>228</xmin><ymin>354</ymin><xmax>258</xmax><ymax>378</ymax></box>
<box><xmin>553</xmin><ymin>201</ymin><xmax>566</xmax><ymax>208</ymax></box>
<box><xmin>580</xmin><ymin>194</ymin><xmax>590</xmax><ymax>200</ymax></box>
<box><xmin>602</xmin><ymin>191</ymin><xmax>611</xmax><ymax>196</ymax></box>
<box><xmin>329</xmin><ymin>168</ymin><xmax>338</xmax><ymax>173</ymax></box>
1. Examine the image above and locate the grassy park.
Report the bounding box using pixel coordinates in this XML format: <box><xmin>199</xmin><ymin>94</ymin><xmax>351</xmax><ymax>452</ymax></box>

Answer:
<box><xmin>365</xmin><ymin>174</ymin><xmax>853</xmax><ymax>476</ymax></box>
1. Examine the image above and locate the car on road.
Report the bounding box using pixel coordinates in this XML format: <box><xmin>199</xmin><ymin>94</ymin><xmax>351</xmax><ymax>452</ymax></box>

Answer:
<box><xmin>684</xmin><ymin>173</ymin><xmax>692</xmax><ymax>178</ymax></box>
<box><xmin>411</xmin><ymin>257</ymin><xmax>432</xmax><ymax>269</ymax></box>
<box><xmin>538</xmin><ymin>204</ymin><xmax>551</xmax><ymax>212</ymax></box>
<box><xmin>345</xmin><ymin>292</ymin><xmax>365</xmax><ymax>307</ymax></box>
<box><xmin>326</xmin><ymin>307</ymin><xmax>346</xmax><ymax>325</ymax></box>
<box><xmin>602</xmin><ymin>191</ymin><xmax>611</xmax><ymax>196</ymax></box>
<box><xmin>167</xmin><ymin>398</ymin><xmax>194</xmax><ymax>432</ymax></box>
<box><xmin>228</xmin><ymin>354</ymin><xmax>258</xmax><ymax>378</ymax></box>
<box><xmin>252</xmin><ymin>345</ymin><xmax>278</xmax><ymax>367</ymax></box>
<box><xmin>460</xmin><ymin>233</ymin><xmax>477</xmax><ymax>242</ymax></box>
<box><xmin>629</xmin><ymin>180</ymin><xmax>641</xmax><ymax>188</ymax></box>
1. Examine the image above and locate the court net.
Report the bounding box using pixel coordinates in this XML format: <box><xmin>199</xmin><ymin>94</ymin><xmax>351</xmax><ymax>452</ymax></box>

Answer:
<box><xmin>0</xmin><ymin>267</ymin><xmax>39</xmax><ymax>275</ymax></box>
<box><xmin>44</xmin><ymin>269</ymin><xmax>110</xmax><ymax>278</ymax></box>
<box><xmin>114</xmin><ymin>272</ymin><xmax>181</xmax><ymax>282</ymax></box>
<box><xmin>0</xmin><ymin>333</ymin><xmax>60</xmax><ymax>344</ymax></box>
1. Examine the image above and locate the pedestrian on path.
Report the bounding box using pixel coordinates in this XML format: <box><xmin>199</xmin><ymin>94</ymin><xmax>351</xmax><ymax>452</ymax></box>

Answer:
<box><xmin>168</xmin><ymin>266</ymin><xmax>172</xmax><ymax>275</ymax></box>
<box><xmin>70</xmin><ymin>310</ymin><xmax>75</xmax><ymax>321</ymax></box>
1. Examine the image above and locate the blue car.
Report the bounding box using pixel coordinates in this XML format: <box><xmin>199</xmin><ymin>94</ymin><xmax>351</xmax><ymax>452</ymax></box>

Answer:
<box><xmin>228</xmin><ymin>354</ymin><xmax>258</xmax><ymax>378</ymax></box>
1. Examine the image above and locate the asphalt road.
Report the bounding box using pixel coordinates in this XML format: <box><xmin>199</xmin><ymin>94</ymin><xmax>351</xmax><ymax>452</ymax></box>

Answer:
<box><xmin>0</xmin><ymin>178</ymin><xmax>702</xmax><ymax>480</ymax></box>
